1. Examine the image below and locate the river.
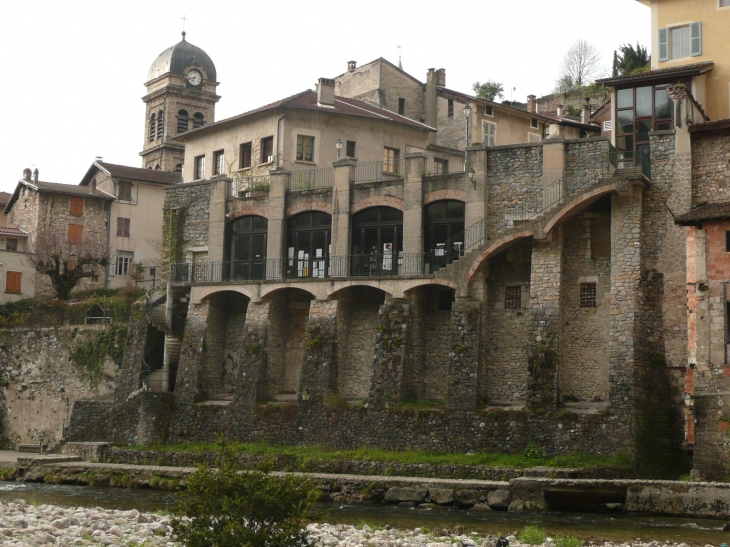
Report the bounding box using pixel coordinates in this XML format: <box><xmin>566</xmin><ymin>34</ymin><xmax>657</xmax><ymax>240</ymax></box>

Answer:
<box><xmin>0</xmin><ymin>483</ymin><xmax>726</xmax><ymax>545</ymax></box>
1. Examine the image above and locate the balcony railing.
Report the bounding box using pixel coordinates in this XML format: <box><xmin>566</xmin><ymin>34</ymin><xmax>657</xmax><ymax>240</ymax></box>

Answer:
<box><xmin>230</xmin><ymin>175</ymin><xmax>270</xmax><ymax>197</ymax></box>
<box><xmin>354</xmin><ymin>160</ymin><xmax>405</xmax><ymax>183</ymax></box>
<box><xmin>289</xmin><ymin>168</ymin><xmax>334</xmax><ymax>191</ymax></box>
<box><xmin>169</xmin><ymin>254</ymin><xmax>429</xmax><ymax>283</ymax></box>
<box><xmin>423</xmin><ymin>154</ymin><xmax>466</xmax><ymax>176</ymax></box>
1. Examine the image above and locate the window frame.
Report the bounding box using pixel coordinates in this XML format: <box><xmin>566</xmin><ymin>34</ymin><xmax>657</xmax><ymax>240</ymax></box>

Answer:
<box><xmin>296</xmin><ymin>135</ymin><xmax>315</xmax><ymax>163</ymax></box>
<box><xmin>214</xmin><ymin>149</ymin><xmax>225</xmax><ymax>175</ymax></box>
<box><xmin>383</xmin><ymin>147</ymin><xmax>400</xmax><ymax>174</ymax></box>
<box><xmin>5</xmin><ymin>239</ymin><xmax>17</xmax><ymax>252</ymax></box>
<box><xmin>531</xmin><ymin>118</ymin><xmax>538</xmax><ymax>129</ymax></box>
<box><xmin>118</xmin><ymin>180</ymin><xmax>132</xmax><ymax>201</ymax></box>
<box><xmin>5</xmin><ymin>271</ymin><xmax>21</xmax><ymax>294</ymax></box>
<box><xmin>721</xmin><ymin>0</ymin><xmax>730</xmax><ymax>8</ymax></box>
<box><xmin>484</xmin><ymin>105</ymin><xmax>494</xmax><ymax>117</ymax></box>
<box><xmin>346</xmin><ymin>140</ymin><xmax>356</xmax><ymax>159</ymax></box>
<box><xmin>670</xmin><ymin>25</ymin><xmax>691</xmax><ymax>60</ymax></box>
<box><xmin>115</xmin><ymin>252</ymin><xmax>134</xmax><ymax>276</ymax></box>
<box><xmin>398</xmin><ymin>98</ymin><xmax>406</xmax><ymax>116</ymax></box>
<box><xmin>116</xmin><ymin>217</ymin><xmax>131</xmax><ymax>237</ymax></box>
<box><xmin>483</xmin><ymin>122</ymin><xmax>497</xmax><ymax>147</ymax></box>
<box><xmin>261</xmin><ymin>136</ymin><xmax>274</xmax><ymax>164</ymax></box>
<box><xmin>447</xmin><ymin>99</ymin><xmax>454</xmax><ymax>118</ymax></box>
<box><xmin>580</xmin><ymin>283</ymin><xmax>597</xmax><ymax>308</ymax></box>
<box><xmin>70</xmin><ymin>196</ymin><xmax>84</xmax><ymax>216</ymax></box>
<box><xmin>239</xmin><ymin>142</ymin><xmax>252</xmax><ymax>169</ymax></box>
<box><xmin>504</xmin><ymin>285</ymin><xmax>522</xmax><ymax>310</ymax></box>
<box><xmin>194</xmin><ymin>155</ymin><xmax>206</xmax><ymax>180</ymax></box>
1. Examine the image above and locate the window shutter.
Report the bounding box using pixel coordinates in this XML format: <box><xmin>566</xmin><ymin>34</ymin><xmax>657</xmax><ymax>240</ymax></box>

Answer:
<box><xmin>6</xmin><ymin>271</ymin><xmax>21</xmax><ymax>293</ymax></box>
<box><xmin>124</xmin><ymin>218</ymin><xmax>130</xmax><ymax>237</ymax></box>
<box><xmin>658</xmin><ymin>28</ymin><xmax>669</xmax><ymax>62</ymax></box>
<box><xmin>70</xmin><ymin>196</ymin><xmax>83</xmax><ymax>216</ymax></box>
<box><xmin>691</xmin><ymin>22</ymin><xmax>702</xmax><ymax>57</ymax></box>
<box><xmin>117</xmin><ymin>217</ymin><xmax>123</xmax><ymax>236</ymax></box>
<box><xmin>68</xmin><ymin>224</ymin><xmax>83</xmax><ymax>245</ymax></box>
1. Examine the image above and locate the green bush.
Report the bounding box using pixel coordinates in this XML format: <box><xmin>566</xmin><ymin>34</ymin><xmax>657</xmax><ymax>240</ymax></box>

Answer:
<box><xmin>555</xmin><ymin>536</ymin><xmax>582</xmax><ymax>547</ymax></box>
<box><xmin>171</xmin><ymin>437</ymin><xmax>319</xmax><ymax>547</ymax></box>
<box><xmin>519</xmin><ymin>525</ymin><xmax>547</xmax><ymax>545</ymax></box>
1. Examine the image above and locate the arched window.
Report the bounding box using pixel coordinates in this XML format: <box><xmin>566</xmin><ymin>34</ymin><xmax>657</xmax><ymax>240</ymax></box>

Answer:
<box><xmin>174</xmin><ymin>163</ymin><xmax>183</xmax><ymax>173</ymax></box>
<box><xmin>425</xmin><ymin>200</ymin><xmax>465</xmax><ymax>271</ymax></box>
<box><xmin>193</xmin><ymin>112</ymin><xmax>205</xmax><ymax>129</ymax></box>
<box><xmin>148</xmin><ymin>113</ymin><xmax>156</xmax><ymax>142</ymax></box>
<box><xmin>227</xmin><ymin>216</ymin><xmax>268</xmax><ymax>280</ymax></box>
<box><xmin>176</xmin><ymin>109</ymin><xmax>189</xmax><ymax>134</ymax></box>
<box><xmin>351</xmin><ymin>207</ymin><xmax>403</xmax><ymax>276</ymax></box>
<box><xmin>156</xmin><ymin>110</ymin><xmax>164</xmax><ymax>139</ymax></box>
<box><xmin>155</xmin><ymin>164</ymin><xmax>160</xmax><ymax>170</ymax></box>
<box><xmin>286</xmin><ymin>212</ymin><xmax>331</xmax><ymax>279</ymax></box>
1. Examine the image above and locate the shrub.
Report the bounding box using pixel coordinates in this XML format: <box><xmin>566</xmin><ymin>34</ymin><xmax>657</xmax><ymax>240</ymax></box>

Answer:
<box><xmin>171</xmin><ymin>437</ymin><xmax>319</xmax><ymax>547</ymax></box>
<box><xmin>555</xmin><ymin>536</ymin><xmax>582</xmax><ymax>547</ymax></box>
<box><xmin>519</xmin><ymin>525</ymin><xmax>547</xmax><ymax>545</ymax></box>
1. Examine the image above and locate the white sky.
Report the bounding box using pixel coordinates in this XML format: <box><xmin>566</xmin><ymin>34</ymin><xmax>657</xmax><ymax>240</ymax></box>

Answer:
<box><xmin>1</xmin><ymin>0</ymin><xmax>650</xmax><ymax>194</ymax></box>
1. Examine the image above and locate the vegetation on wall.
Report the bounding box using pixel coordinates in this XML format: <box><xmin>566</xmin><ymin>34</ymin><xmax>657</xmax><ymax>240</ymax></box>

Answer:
<box><xmin>162</xmin><ymin>206</ymin><xmax>187</xmax><ymax>267</ymax></box>
<box><xmin>70</xmin><ymin>323</ymin><xmax>127</xmax><ymax>384</ymax></box>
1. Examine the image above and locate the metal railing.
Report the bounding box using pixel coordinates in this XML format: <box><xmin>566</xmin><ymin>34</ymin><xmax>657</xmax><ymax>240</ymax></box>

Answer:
<box><xmin>289</xmin><ymin>168</ymin><xmax>334</xmax><ymax>190</ymax></box>
<box><xmin>145</xmin><ymin>286</ymin><xmax>167</xmax><ymax>328</ymax></box>
<box><xmin>354</xmin><ymin>159</ymin><xmax>405</xmax><ymax>183</ymax></box>
<box><xmin>331</xmin><ymin>253</ymin><xmax>427</xmax><ymax>277</ymax></box>
<box><xmin>230</xmin><ymin>175</ymin><xmax>271</xmax><ymax>197</ymax></box>
<box><xmin>423</xmin><ymin>154</ymin><xmax>466</xmax><ymax>176</ymax></box>
<box><xmin>285</xmin><ymin>256</ymin><xmax>331</xmax><ymax>279</ymax></box>
<box><xmin>170</xmin><ymin>259</ymin><xmax>285</xmax><ymax>283</ymax></box>
<box><xmin>608</xmin><ymin>147</ymin><xmax>651</xmax><ymax>180</ymax></box>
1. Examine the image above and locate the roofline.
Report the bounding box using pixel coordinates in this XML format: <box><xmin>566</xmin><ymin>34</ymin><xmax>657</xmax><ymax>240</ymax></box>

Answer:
<box><xmin>80</xmin><ymin>161</ymin><xmax>111</xmax><ymax>186</ymax></box>
<box><xmin>596</xmin><ymin>63</ymin><xmax>714</xmax><ymax>87</ymax></box>
<box><xmin>333</xmin><ymin>57</ymin><xmax>424</xmax><ymax>86</ymax></box>
<box><xmin>689</xmin><ymin>119</ymin><xmax>730</xmax><ymax>133</ymax></box>
<box><xmin>636</xmin><ymin>0</ymin><xmax>650</xmax><ymax>6</ymax></box>
<box><xmin>4</xmin><ymin>179</ymin><xmax>114</xmax><ymax>215</ymax></box>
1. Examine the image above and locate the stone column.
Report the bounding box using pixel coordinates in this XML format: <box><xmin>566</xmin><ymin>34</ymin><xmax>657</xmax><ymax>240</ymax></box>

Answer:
<box><xmin>465</xmin><ymin>145</ymin><xmax>488</xmax><ymax>235</ymax></box>
<box><xmin>299</xmin><ymin>299</ymin><xmax>338</xmax><ymax>402</ymax></box>
<box><xmin>236</xmin><ymin>301</ymin><xmax>270</xmax><ymax>406</ymax></box>
<box><xmin>447</xmin><ymin>298</ymin><xmax>482</xmax><ymax>410</ymax></box>
<box><xmin>331</xmin><ymin>159</ymin><xmax>355</xmax><ymax>276</ymax></box>
<box><xmin>542</xmin><ymin>139</ymin><xmax>566</xmax><ymax>187</ymax></box>
<box><xmin>528</xmin><ymin>227</ymin><xmax>563</xmax><ymax>411</ymax></box>
<box><xmin>173</xmin><ymin>300</ymin><xmax>209</xmax><ymax>406</ymax></box>
<box><xmin>403</xmin><ymin>154</ymin><xmax>425</xmax><ymax>266</ymax></box>
<box><xmin>368</xmin><ymin>298</ymin><xmax>410</xmax><ymax>408</ymax></box>
<box><xmin>207</xmin><ymin>179</ymin><xmax>228</xmax><ymax>265</ymax></box>
<box><xmin>266</xmin><ymin>168</ymin><xmax>289</xmax><ymax>279</ymax></box>
<box><xmin>608</xmin><ymin>189</ymin><xmax>643</xmax><ymax>431</ymax></box>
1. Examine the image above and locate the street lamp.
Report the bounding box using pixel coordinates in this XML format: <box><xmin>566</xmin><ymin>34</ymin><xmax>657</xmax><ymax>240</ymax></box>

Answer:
<box><xmin>683</xmin><ymin>392</ymin><xmax>694</xmax><ymax>409</ymax></box>
<box><xmin>335</xmin><ymin>138</ymin><xmax>343</xmax><ymax>160</ymax></box>
<box><xmin>463</xmin><ymin>103</ymin><xmax>472</xmax><ymax>146</ymax></box>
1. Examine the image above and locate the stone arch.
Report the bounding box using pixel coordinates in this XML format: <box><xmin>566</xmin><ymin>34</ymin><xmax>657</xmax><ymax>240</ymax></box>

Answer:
<box><xmin>423</xmin><ymin>189</ymin><xmax>467</xmax><ymax>205</ymax></box>
<box><xmin>542</xmin><ymin>184</ymin><xmax>618</xmax><ymax>236</ymax></box>
<box><xmin>466</xmin><ymin>230</ymin><xmax>535</xmax><ymax>284</ymax></box>
<box><xmin>197</xmin><ymin>285</ymin><xmax>256</xmax><ymax>304</ymax></box>
<box><xmin>261</xmin><ymin>285</ymin><xmax>318</xmax><ymax>301</ymax></box>
<box><xmin>327</xmin><ymin>281</ymin><xmax>394</xmax><ymax>299</ymax></box>
<box><xmin>402</xmin><ymin>279</ymin><xmax>458</xmax><ymax>295</ymax></box>
<box><xmin>225</xmin><ymin>205</ymin><xmax>268</xmax><ymax>222</ymax></box>
<box><xmin>286</xmin><ymin>201</ymin><xmax>333</xmax><ymax>218</ymax></box>
<box><xmin>351</xmin><ymin>196</ymin><xmax>404</xmax><ymax>215</ymax></box>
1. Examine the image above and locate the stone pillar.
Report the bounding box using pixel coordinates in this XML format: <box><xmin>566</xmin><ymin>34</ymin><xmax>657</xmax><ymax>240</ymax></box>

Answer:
<box><xmin>331</xmin><ymin>159</ymin><xmax>355</xmax><ymax>276</ymax></box>
<box><xmin>608</xmin><ymin>189</ymin><xmax>643</xmax><ymax>432</ymax></box>
<box><xmin>465</xmin><ymin>145</ymin><xmax>488</xmax><ymax>234</ymax></box>
<box><xmin>447</xmin><ymin>299</ymin><xmax>482</xmax><ymax>410</ymax></box>
<box><xmin>368</xmin><ymin>298</ymin><xmax>410</xmax><ymax>408</ymax></box>
<box><xmin>528</xmin><ymin>227</ymin><xmax>563</xmax><ymax>411</ymax></box>
<box><xmin>542</xmin><ymin>139</ymin><xmax>566</xmax><ymax>192</ymax></box>
<box><xmin>237</xmin><ymin>301</ymin><xmax>269</xmax><ymax>406</ymax></box>
<box><xmin>299</xmin><ymin>299</ymin><xmax>338</xmax><ymax>402</ymax></box>
<box><xmin>207</xmin><ymin>179</ymin><xmax>228</xmax><ymax>265</ymax></box>
<box><xmin>267</xmin><ymin>168</ymin><xmax>289</xmax><ymax>278</ymax></box>
<box><xmin>173</xmin><ymin>300</ymin><xmax>209</xmax><ymax>406</ymax></box>
<box><xmin>403</xmin><ymin>154</ymin><xmax>425</xmax><ymax>263</ymax></box>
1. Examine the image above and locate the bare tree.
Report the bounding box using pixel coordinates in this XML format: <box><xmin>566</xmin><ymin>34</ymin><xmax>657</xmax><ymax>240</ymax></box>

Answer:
<box><xmin>558</xmin><ymin>40</ymin><xmax>602</xmax><ymax>90</ymax></box>
<box><xmin>29</xmin><ymin>229</ymin><xmax>109</xmax><ymax>300</ymax></box>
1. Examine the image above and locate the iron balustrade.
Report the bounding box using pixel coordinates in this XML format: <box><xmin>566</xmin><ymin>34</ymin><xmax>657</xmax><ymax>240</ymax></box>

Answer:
<box><xmin>332</xmin><ymin>253</ymin><xmax>426</xmax><ymax>277</ymax></box>
<box><xmin>354</xmin><ymin>159</ymin><xmax>405</xmax><ymax>183</ymax></box>
<box><xmin>289</xmin><ymin>168</ymin><xmax>334</xmax><ymax>190</ymax></box>
<box><xmin>230</xmin><ymin>175</ymin><xmax>271</xmax><ymax>197</ymax></box>
<box><xmin>285</xmin><ymin>255</ymin><xmax>331</xmax><ymax>279</ymax></box>
<box><xmin>170</xmin><ymin>259</ymin><xmax>285</xmax><ymax>283</ymax></box>
<box><xmin>423</xmin><ymin>154</ymin><xmax>466</xmax><ymax>176</ymax></box>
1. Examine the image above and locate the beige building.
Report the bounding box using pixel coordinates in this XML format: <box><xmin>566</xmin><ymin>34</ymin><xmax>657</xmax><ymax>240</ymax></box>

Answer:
<box><xmin>639</xmin><ymin>0</ymin><xmax>730</xmax><ymax>121</ymax></box>
<box><xmin>79</xmin><ymin>161</ymin><xmax>180</xmax><ymax>288</ymax></box>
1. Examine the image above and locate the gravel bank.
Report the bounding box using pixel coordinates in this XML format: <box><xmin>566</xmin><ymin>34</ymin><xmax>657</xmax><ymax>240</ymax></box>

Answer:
<box><xmin>0</xmin><ymin>500</ymin><xmax>718</xmax><ymax>547</ymax></box>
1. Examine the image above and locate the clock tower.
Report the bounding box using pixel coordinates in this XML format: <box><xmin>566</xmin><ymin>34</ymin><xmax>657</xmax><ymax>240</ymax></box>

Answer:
<box><xmin>141</xmin><ymin>32</ymin><xmax>220</xmax><ymax>172</ymax></box>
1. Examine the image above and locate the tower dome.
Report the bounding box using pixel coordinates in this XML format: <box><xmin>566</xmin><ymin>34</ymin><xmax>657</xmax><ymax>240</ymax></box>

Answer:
<box><xmin>147</xmin><ymin>32</ymin><xmax>217</xmax><ymax>82</ymax></box>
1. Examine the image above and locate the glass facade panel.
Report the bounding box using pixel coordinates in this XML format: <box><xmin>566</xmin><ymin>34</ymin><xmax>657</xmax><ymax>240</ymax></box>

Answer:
<box><xmin>636</xmin><ymin>87</ymin><xmax>652</xmax><ymax>117</ymax></box>
<box><xmin>617</xmin><ymin>89</ymin><xmax>634</xmax><ymax>109</ymax></box>
<box><xmin>637</xmin><ymin>120</ymin><xmax>652</xmax><ymax>143</ymax></box>
<box><xmin>618</xmin><ymin>110</ymin><xmax>634</xmax><ymax>134</ymax></box>
<box><xmin>655</xmin><ymin>88</ymin><xmax>671</xmax><ymax>119</ymax></box>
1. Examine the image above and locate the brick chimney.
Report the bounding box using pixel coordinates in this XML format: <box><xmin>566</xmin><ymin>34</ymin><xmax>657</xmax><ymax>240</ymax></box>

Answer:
<box><xmin>557</xmin><ymin>104</ymin><xmax>565</xmax><ymax>117</ymax></box>
<box><xmin>347</xmin><ymin>61</ymin><xmax>357</xmax><ymax>73</ymax></box>
<box><xmin>527</xmin><ymin>95</ymin><xmax>537</xmax><ymax>113</ymax></box>
<box><xmin>317</xmin><ymin>78</ymin><xmax>336</xmax><ymax>108</ymax></box>
<box><xmin>22</xmin><ymin>168</ymin><xmax>31</xmax><ymax>182</ymax></box>
<box><xmin>435</xmin><ymin>68</ymin><xmax>446</xmax><ymax>87</ymax></box>
<box><xmin>33</xmin><ymin>169</ymin><xmax>38</xmax><ymax>183</ymax></box>
<box><xmin>90</xmin><ymin>178</ymin><xmax>97</xmax><ymax>194</ymax></box>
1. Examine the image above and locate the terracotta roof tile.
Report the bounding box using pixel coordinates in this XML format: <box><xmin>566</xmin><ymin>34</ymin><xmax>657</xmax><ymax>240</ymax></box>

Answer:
<box><xmin>675</xmin><ymin>202</ymin><xmax>730</xmax><ymax>224</ymax></box>
<box><xmin>0</xmin><ymin>192</ymin><xmax>12</xmax><ymax>205</ymax></box>
<box><xmin>0</xmin><ymin>227</ymin><xmax>27</xmax><ymax>236</ymax></box>
<box><xmin>32</xmin><ymin>180</ymin><xmax>114</xmax><ymax>199</ymax></box>
<box><xmin>597</xmin><ymin>62</ymin><xmax>714</xmax><ymax>86</ymax></box>
<box><xmin>96</xmin><ymin>162</ymin><xmax>181</xmax><ymax>184</ymax></box>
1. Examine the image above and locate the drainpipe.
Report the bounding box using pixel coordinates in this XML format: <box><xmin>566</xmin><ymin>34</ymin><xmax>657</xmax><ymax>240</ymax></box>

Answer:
<box><xmin>275</xmin><ymin>109</ymin><xmax>290</xmax><ymax>169</ymax></box>
<box><xmin>104</xmin><ymin>195</ymin><xmax>111</xmax><ymax>288</ymax></box>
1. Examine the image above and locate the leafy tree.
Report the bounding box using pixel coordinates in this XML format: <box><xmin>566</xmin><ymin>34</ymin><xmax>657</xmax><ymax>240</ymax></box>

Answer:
<box><xmin>614</xmin><ymin>43</ymin><xmax>650</xmax><ymax>76</ymax></box>
<box><xmin>29</xmin><ymin>229</ymin><xmax>109</xmax><ymax>300</ymax></box>
<box><xmin>558</xmin><ymin>40</ymin><xmax>602</xmax><ymax>89</ymax></box>
<box><xmin>472</xmin><ymin>80</ymin><xmax>504</xmax><ymax>102</ymax></box>
<box><xmin>171</xmin><ymin>438</ymin><xmax>319</xmax><ymax>547</ymax></box>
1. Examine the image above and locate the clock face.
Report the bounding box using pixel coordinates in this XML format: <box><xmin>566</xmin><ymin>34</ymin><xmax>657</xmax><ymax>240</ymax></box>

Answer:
<box><xmin>187</xmin><ymin>70</ymin><xmax>202</xmax><ymax>86</ymax></box>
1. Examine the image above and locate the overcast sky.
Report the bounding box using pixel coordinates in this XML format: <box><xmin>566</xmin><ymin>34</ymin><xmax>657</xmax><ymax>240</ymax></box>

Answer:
<box><xmin>1</xmin><ymin>0</ymin><xmax>650</xmax><ymax>194</ymax></box>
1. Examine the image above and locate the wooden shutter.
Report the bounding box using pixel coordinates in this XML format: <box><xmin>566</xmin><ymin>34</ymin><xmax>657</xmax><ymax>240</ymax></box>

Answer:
<box><xmin>70</xmin><ymin>196</ymin><xmax>83</xmax><ymax>216</ymax></box>
<box><xmin>68</xmin><ymin>224</ymin><xmax>83</xmax><ymax>244</ymax></box>
<box><xmin>691</xmin><ymin>22</ymin><xmax>702</xmax><ymax>57</ymax></box>
<box><xmin>117</xmin><ymin>218</ymin><xmax>130</xmax><ymax>237</ymax></box>
<box><xmin>5</xmin><ymin>271</ymin><xmax>21</xmax><ymax>293</ymax></box>
<box><xmin>658</xmin><ymin>28</ymin><xmax>669</xmax><ymax>62</ymax></box>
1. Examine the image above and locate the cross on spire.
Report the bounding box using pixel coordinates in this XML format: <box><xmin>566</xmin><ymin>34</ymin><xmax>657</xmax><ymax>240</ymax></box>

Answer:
<box><xmin>181</xmin><ymin>15</ymin><xmax>188</xmax><ymax>39</ymax></box>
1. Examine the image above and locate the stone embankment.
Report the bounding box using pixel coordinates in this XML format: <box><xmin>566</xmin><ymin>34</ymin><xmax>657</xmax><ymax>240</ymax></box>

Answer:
<box><xmin>0</xmin><ymin>501</ymin><xmax>718</xmax><ymax>547</ymax></box>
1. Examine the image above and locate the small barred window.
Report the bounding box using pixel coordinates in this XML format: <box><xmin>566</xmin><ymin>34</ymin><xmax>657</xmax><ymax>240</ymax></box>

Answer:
<box><xmin>580</xmin><ymin>283</ymin><xmax>597</xmax><ymax>308</ymax></box>
<box><xmin>505</xmin><ymin>286</ymin><xmax>521</xmax><ymax>309</ymax></box>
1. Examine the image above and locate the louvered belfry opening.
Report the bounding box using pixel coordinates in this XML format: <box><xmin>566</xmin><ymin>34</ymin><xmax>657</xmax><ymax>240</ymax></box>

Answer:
<box><xmin>193</xmin><ymin>112</ymin><xmax>205</xmax><ymax>129</ymax></box>
<box><xmin>157</xmin><ymin>110</ymin><xmax>164</xmax><ymax>139</ymax></box>
<box><xmin>177</xmin><ymin>110</ymin><xmax>189</xmax><ymax>134</ymax></box>
<box><xmin>148</xmin><ymin>113</ymin><xmax>156</xmax><ymax>142</ymax></box>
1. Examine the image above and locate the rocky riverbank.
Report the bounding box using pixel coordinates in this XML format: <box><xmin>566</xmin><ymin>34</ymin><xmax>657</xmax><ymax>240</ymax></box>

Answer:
<box><xmin>0</xmin><ymin>499</ymin><xmax>720</xmax><ymax>547</ymax></box>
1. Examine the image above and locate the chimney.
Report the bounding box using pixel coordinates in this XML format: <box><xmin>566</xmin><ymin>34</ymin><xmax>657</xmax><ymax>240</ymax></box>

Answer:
<box><xmin>557</xmin><ymin>104</ymin><xmax>564</xmax><ymax>117</ymax></box>
<box><xmin>317</xmin><ymin>77</ymin><xmax>336</xmax><ymax>108</ymax></box>
<box><xmin>33</xmin><ymin>169</ymin><xmax>39</xmax><ymax>183</ymax></box>
<box><xmin>95</xmin><ymin>156</ymin><xmax>103</xmax><ymax>163</ymax></box>
<box><xmin>347</xmin><ymin>60</ymin><xmax>357</xmax><ymax>73</ymax></box>
<box><xmin>425</xmin><ymin>69</ymin><xmax>437</xmax><ymax>144</ymax></box>
<box><xmin>90</xmin><ymin>178</ymin><xmax>97</xmax><ymax>194</ymax></box>
<box><xmin>22</xmin><ymin>168</ymin><xmax>31</xmax><ymax>182</ymax></box>
<box><xmin>581</xmin><ymin>103</ymin><xmax>591</xmax><ymax>124</ymax></box>
<box><xmin>527</xmin><ymin>95</ymin><xmax>537</xmax><ymax>113</ymax></box>
<box><xmin>435</xmin><ymin>68</ymin><xmax>446</xmax><ymax>87</ymax></box>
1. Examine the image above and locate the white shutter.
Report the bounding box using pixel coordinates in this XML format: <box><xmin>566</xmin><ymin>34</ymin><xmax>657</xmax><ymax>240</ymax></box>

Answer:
<box><xmin>658</xmin><ymin>28</ymin><xmax>669</xmax><ymax>62</ymax></box>
<box><xmin>603</xmin><ymin>120</ymin><xmax>612</xmax><ymax>132</ymax></box>
<box><xmin>691</xmin><ymin>22</ymin><xmax>702</xmax><ymax>57</ymax></box>
<box><xmin>483</xmin><ymin>123</ymin><xmax>496</xmax><ymax>147</ymax></box>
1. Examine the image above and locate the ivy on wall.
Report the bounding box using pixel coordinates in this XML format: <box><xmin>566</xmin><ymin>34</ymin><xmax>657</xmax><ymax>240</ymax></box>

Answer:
<box><xmin>162</xmin><ymin>206</ymin><xmax>187</xmax><ymax>267</ymax></box>
<box><xmin>70</xmin><ymin>324</ymin><xmax>127</xmax><ymax>385</ymax></box>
